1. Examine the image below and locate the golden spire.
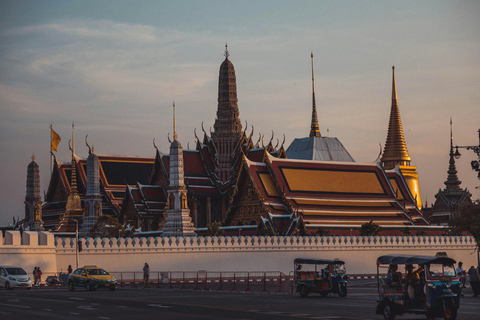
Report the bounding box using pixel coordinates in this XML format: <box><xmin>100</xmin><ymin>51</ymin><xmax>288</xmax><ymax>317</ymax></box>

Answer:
<box><xmin>381</xmin><ymin>66</ymin><xmax>411</xmax><ymax>169</ymax></box>
<box><xmin>309</xmin><ymin>52</ymin><xmax>321</xmax><ymax>137</ymax></box>
<box><xmin>173</xmin><ymin>101</ymin><xmax>178</xmax><ymax>141</ymax></box>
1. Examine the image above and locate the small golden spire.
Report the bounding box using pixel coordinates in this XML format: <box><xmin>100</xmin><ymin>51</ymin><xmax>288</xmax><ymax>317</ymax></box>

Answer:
<box><xmin>173</xmin><ymin>101</ymin><xmax>178</xmax><ymax>141</ymax></box>
<box><xmin>32</xmin><ymin>154</ymin><xmax>35</xmax><ymax>162</ymax></box>
<box><xmin>224</xmin><ymin>43</ymin><xmax>229</xmax><ymax>59</ymax></box>
<box><xmin>309</xmin><ymin>52</ymin><xmax>321</xmax><ymax>137</ymax></box>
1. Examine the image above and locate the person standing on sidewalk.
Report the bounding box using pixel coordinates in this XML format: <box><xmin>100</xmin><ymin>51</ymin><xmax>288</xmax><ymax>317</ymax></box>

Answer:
<box><xmin>468</xmin><ymin>265</ymin><xmax>480</xmax><ymax>297</ymax></box>
<box><xmin>143</xmin><ymin>263</ymin><xmax>150</xmax><ymax>284</ymax></box>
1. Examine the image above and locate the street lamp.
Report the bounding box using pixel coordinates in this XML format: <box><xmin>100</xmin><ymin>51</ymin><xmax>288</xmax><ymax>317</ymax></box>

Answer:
<box><xmin>455</xmin><ymin>129</ymin><xmax>480</xmax><ymax>180</ymax></box>
<box><xmin>72</xmin><ymin>219</ymin><xmax>79</xmax><ymax>269</ymax></box>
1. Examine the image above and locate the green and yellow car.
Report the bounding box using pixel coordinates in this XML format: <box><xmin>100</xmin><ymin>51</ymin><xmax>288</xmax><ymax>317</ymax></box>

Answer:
<box><xmin>68</xmin><ymin>265</ymin><xmax>117</xmax><ymax>291</ymax></box>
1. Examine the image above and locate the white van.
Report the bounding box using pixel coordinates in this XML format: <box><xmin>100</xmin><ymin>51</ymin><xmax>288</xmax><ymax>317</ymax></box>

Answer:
<box><xmin>0</xmin><ymin>266</ymin><xmax>32</xmax><ymax>290</ymax></box>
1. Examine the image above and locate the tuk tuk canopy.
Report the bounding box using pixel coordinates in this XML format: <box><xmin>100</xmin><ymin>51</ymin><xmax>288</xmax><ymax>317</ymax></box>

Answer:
<box><xmin>294</xmin><ymin>258</ymin><xmax>345</xmax><ymax>265</ymax></box>
<box><xmin>376</xmin><ymin>254</ymin><xmax>456</xmax><ymax>266</ymax></box>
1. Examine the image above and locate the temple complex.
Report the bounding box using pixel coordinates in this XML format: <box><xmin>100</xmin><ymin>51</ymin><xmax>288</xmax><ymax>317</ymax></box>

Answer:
<box><xmin>31</xmin><ymin>49</ymin><xmax>431</xmax><ymax>236</ymax></box>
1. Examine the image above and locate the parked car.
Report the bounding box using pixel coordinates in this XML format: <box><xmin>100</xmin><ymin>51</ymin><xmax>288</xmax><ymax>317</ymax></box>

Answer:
<box><xmin>294</xmin><ymin>258</ymin><xmax>348</xmax><ymax>298</ymax></box>
<box><xmin>68</xmin><ymin>265</ymin><xmax>117</xmax><ymax>291</ymax></box>
<box><xmin>376</xmin><ymin>253</ymin><xmax>460</xmax><ymax>320</ymax></box>
<box><xmin>0</xmin><ymin>266</ymin><xmax>32</xmax><ymax>290</ymax></box>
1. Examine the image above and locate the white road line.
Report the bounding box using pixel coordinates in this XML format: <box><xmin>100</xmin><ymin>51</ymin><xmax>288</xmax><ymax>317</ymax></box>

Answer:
<box><xmin>148</xmin><ymin>304</ymin><xmax>173</xmax><ymax>308</ymax></box>
<box><xmin>98</xmin><ymin>317</ymin><xmax>111</xmax><ymax>319</ymax></box>
<box><xmin>69</xmin><ymin>297</ymin><xmax>85</xmax><ymax>300</ymax></box>
<box><xmin>0</xmin><ymin>303</ymin><xmax>30</xmax><ymax>309</ymax></box>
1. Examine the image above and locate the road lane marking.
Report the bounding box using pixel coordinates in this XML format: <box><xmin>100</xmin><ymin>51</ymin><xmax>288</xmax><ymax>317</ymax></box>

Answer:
<box><xmin>148</xmin><ymin>304</ymin><xmax>173</xmax><ymax>308</ymax></box>
<box><xmin>0</xmin><ymin>303</ymin><xmax>30</xmax><ymax>309</ymax></box>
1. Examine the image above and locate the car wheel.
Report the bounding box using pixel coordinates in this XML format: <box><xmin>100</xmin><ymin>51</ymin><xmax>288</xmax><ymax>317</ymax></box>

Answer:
<box><xmin>86</xmin><ymin>281</ymin><xmax>92</xmax><ymax>291</ymax></box>
<box><xmin>382</xmin><ymin>302</ymin><xmax>396</xmax><ymax>320</ymax></box>
<box><xmin>68</xmin><ymin>280</ymin><xmax>75</xmax><ymax>292</ymax></box>
<box><xmin>5</xmin><ymin>282</ymin><xmax>11</xmax><ymax>290</ymax></box>
<box><xmin>109</xmin><ymin>286</ymin><xmax>116</xmax><ymax>291</ymax></box>
<box><xmin>298</xmin><ymin>285</ymin><xmax>309</xmax><ymax>298</ymax></box>
<box><xmin>27</xmin><ymin>287</ymin><xmax>32</xmax><ymax>290</ymax></box>
<box><xmin>320</xmin><ymin>291</ymin><xmax>328</xmax><ymax>297</ymax></box>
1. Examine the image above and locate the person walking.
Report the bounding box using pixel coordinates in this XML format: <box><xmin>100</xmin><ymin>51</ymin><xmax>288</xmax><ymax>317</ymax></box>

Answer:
<box><xmin>67</xmin><ymin>265</ymin><xmax>73</xmax><ymax>274</ymax></box>
<box><xmin>143</xmin><ymin>263</ymin><xmax>150</xmax><ymax>284</ymax></box>
<box><xmin>468</xmin><ymin>265</ymin><xmax>480</xmax><ymax>297</ymax></box>
<box><xmin>37</xmin><ymin>267</ymin><xmax>42</xmax><ymax>286</ymax></box>
<box><xmin>33</xmin><ymin>267</ymin><xmax>38</xmax><ymax>286</ymax></box>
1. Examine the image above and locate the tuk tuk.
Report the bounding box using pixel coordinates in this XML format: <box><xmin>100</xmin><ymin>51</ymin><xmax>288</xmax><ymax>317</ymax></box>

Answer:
<box><xmin>376</xmin><ymin>253</ymin><xmax>460</xmax><ymax>320</ymax></box>
<box><xmin>294</xmin><ymin>258</ymin><xmax>348</xmax><ymax>298</ymax></box>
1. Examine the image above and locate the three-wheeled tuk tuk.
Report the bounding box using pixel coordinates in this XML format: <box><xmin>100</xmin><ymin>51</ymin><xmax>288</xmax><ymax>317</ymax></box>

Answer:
<box><xmin>294</xmin><ymin>258</ymin><xmax>348</xmax><ymax>298</ymax></box>
<box><xmin>376</xmin><ymin>253</ymin><xmax>460</xmax><ymax>320</ymax></box>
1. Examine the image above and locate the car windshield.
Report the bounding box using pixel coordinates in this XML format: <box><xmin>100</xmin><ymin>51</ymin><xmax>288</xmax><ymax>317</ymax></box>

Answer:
<box><xmin>333</xmin><ymin>263</ymin><xmax>346</xmax><ymax>274</ymax></box>
<box><xmin>6</xmin><ymin>268</ymin><xmax>27</xmax><ymax>275</ymax></box>
<box><xmin>87</xmin><ymin>269</ymin><xmax>108</xmax><ymax>276</ymax></box>
<box><xmin>429</xmin><ymin>263</ymin><xmax>456</xmax><ymax>277</ymax></box>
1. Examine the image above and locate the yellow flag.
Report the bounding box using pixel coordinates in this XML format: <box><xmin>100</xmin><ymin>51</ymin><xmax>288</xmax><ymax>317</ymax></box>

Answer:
<box><xmin>51</xmin><ymin>128</ymin><xmax>61</xmax><ymax>152</ymax></box>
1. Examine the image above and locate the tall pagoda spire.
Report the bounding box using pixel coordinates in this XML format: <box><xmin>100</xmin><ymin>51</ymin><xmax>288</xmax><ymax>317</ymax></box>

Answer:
<box><xmin>212</xmin><ymin>44</ymin><xmax>243</xmax><ymax>182</ymax></box>
<box><xmin>309</xmin><ymin>52</ymin><xmax>321</xmax><ymax>137</ymax></box>
<box><xmin>444</xmin><ymin>118</ymin><xmax>462</xmax><ymax>191</ymax></box>
<box><xmin>381</xmin><ymin>66</ymin><xmax>411</xmax><ymax>169</ymax></box>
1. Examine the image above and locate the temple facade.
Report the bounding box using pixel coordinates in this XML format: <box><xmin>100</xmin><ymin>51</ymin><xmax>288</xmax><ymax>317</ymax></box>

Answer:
<box><xmin>34</xmin><ymin>50</ymin><xmax>429</xmax><ymax>236</ymax></box>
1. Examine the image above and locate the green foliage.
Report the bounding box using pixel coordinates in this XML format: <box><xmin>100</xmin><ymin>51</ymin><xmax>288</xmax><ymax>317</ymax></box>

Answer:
<box><xmin>448</xmin><ymin>201</ymin><xmax>480</xmax><ymax>250</ymax></box>
<box><xmin>402</xmin><ymin>227</ymin><xmax>411</xmax><ymax>236</ymax></box>
<box><xmin>415</xmin><ymin>230</ymin><xmax>427</xmax><ymax>236</ymax></box>
<box><xmin>359</xmin><ymin>220</ymin><xmax>384</xmax><ymax>236</ymax></box>
<box><xmin>90</xmin><ymin>215</ymin><xmax>124</xmax><ymax>238</ymax></box>
<box><xmin>206</xmin><ymin>221</ymin><xmax>224</xmax><ymax>236</ymax></box>
<box><xmin>315</xmin><ymin>227</ymin><xmax>331</xmax><ymax>237</ymax></box>
<box><xmin>256</xmin><ymin>224</ymin><xmax>277</xmax><ymax>236</ymax></box>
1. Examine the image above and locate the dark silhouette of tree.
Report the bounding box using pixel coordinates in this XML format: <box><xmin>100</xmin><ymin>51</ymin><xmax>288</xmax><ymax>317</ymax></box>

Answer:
<box><xmin>315</xmin><ymin>227</ymin><xmax>331</xmax><ymax>236</ymax></box>
<box><xmin>415</xmin><ymin>230</ymin><xmax>427</xmax><ymax>236</ymax></box>
<box><xmin>402</xmin><ymin>227</ymin><xmax>411</xmax><ymax>236</ymax></box>
<box><xmin>359</xmin><ymin>220</ymin><xmax>383</xmax><ymax>236</ymax></box>
<box><xmin>90</xmin><ymin>215</ymin><xmax>124</xmax><ymax>238</ymax></box>
<box><xmin>448</xmin><ymin>200</ymin><xmax>480</xmax><ymax>251</ymax></box>
<box><xmin>256</xmin><ymin>224</ymin><xmax>276</xmax><ymax>236</ymax></box>
<box><xmin>206</xmin><ymin>221</ymin><xmax>224</xmax><ymax>236</ymax></box>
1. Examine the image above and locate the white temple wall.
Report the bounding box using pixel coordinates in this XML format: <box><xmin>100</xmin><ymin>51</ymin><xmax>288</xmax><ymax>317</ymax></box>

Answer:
<box><xmin>1</xmin><ymin>231</ymin><xmax>477</xmax><ymax>276</ymax></box>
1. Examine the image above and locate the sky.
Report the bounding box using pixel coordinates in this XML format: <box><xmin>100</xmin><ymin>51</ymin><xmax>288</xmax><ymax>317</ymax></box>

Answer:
<box><xmin>1</xmin><ymin>0</ymin><xmax>479</xmax><ymax>225</ymax></box>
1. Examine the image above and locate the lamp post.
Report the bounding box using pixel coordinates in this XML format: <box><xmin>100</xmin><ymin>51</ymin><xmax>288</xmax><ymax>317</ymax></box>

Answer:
<box><xmin>454</xmin><ymin>129</ymin><xmax>480</xmax><ymax>180</ymax></box>
<box><xmin>72</xmin><ymin>219</ymin><xmax>78</xmax><ymax>269</ymax></box>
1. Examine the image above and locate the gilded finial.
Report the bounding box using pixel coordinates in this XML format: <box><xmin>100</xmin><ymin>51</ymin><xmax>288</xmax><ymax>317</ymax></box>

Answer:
<box><xmin>32</xmin><ymin>154</ymin><xmax>35</xmax><ymax>162</ymax></box>
<box><xmin>309</xmin><ymin>52</ymin><xmax>321</xmax><ymax>137</ymax></box>
<box><xmin>173</xmin><ymin>101</ymin><xmax>178</xmax><ymax>141</ymax></box>
<box><xmin>224</xmin><ymin>43</ymin><xmax>229</xmax><ymax>59</ymax></box>
<box><xmin>85</xmin><ymin>135</ymin><xmax>91</xmax><ymax>154</ymax></box>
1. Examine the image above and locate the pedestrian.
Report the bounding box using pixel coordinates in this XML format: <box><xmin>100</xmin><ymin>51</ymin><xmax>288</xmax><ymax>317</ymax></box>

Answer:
<box><xmin>468</xmin><ymin>265</ymin><xmax>480</xmax><ymax>297</ymax></box>
<box><xmin>33</xmin><ymin>267</ymin><xmax>38</xmax><ymax>286</ymax></box>
<box><xmin>143</xmin><ymin>263</ymin><xmax>150</xmax><ymax>283</ymax></box>
<box><xmin>37</xmin><ymin>267</ymin><xmax>42</xmax><ymax>286</ymax></box>
<box><xmin>67</xmin><ymin>265</ymin><xmax>72</xmax><ymax>274</ymax></box>
<box><xmin>456</xmin><ymin>262</ymin><xmax>466</xmax><ymax>287</ymax></box>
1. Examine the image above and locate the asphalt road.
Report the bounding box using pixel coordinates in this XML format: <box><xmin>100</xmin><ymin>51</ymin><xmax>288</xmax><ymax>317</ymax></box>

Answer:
<box><xmin>1</xmin><ymin>280</ymin><xmax>479</xmax><ymax>320</ymax></box>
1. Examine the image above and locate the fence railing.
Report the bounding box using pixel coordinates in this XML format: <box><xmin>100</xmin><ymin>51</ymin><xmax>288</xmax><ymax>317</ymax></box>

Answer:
<box><xmin>27</xmin><ymin>270</ymin><xmax>292</xmax><ymax>293</ymax></box>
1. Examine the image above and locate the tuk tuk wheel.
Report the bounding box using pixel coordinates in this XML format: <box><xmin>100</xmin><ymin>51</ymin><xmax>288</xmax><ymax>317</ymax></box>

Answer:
<box><xmin>382</xmin><ymin>302</ymin><xmax>396</xmax><ymax>320</ymax></box>
<box><xmin>444</xmin><ymin>303</ymin><xmax>457</xmax><ymax>320</ymax></box>
<box><xmin>338</xmin><ymin>284</ymin><xmax>347</xmax><ymax>298</ymax></box>
<box><xmin>320</xmin><ymin>291</ymin><xmax>328</xmax><ymax>297</ymax></box>
<box><xmin>298</xmin><ymin>285</ymin><xmax>309</xmax><ymax>298</ymax></box>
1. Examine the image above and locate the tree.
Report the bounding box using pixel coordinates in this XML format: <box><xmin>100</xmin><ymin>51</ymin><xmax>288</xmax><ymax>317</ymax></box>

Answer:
<box><xmin>206</xmin><ymin>221</ymin><xmax>224</xmax><ymax>236</ymax></box>
<box><xmin>256</xmin><ymin>224</ymin><xmax>276</xmax><ymax>236</ymax></box>
<box><xmin>315</xmin><ymin>227</ymin><xmax>331</xmax><ymax>237</ymax></box>
<box><xmin>448</xmin><ymin>201</ymin><xmax>480</xmax><ymax>251</ymax></box>
<box><xmin>402</xmin><ymin>227</ymin><xmax>411</xmax><ymax>236</ymax></box>
<box><xmin>90</xmin><ymin>215</ymin><xmax>124</xmax><ymax>238</ymax></box>
<box><xmin>415</xmin><ymin>230</ymin><xmax>427</xmax><ymax>236</ymax></box>
<box><xmin>359</xmin><ymin>220</ymin><xmax>383</xmax><ymax>236</ymax></box>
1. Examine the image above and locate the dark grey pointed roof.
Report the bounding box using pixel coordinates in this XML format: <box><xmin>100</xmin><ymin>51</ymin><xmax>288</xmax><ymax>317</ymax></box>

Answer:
<box><xmin>286</xmin><ymin>136</ymin><xmax>355</xmax><ymax>162</ymax></box>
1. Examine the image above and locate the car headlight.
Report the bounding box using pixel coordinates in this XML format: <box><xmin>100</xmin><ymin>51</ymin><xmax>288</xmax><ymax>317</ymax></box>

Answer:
<box><xmin>428</xmin><ymin>283</ymin><xmax>437</xmax><ymax>289</ymax></box>
<box><xmin>9</xmin><ymin>277</ymin><xmax>16</xmax><ymax>281</ymax></box>
<box><xmin>445</xmin><ymin>283</ymin><xmax>451</xmax><ymax>289</ymax></box>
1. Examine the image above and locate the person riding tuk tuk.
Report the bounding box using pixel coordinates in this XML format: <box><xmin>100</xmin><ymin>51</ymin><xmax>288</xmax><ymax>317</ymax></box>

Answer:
<box><xmin>294</xmin><ymin>258</ymin><xmax>348</xmax><ymax>298</ymax></box>
<box><xmin>376</xmin><ymin>253</ymin><xmax>460</xmax><ymax>320</ymax></box>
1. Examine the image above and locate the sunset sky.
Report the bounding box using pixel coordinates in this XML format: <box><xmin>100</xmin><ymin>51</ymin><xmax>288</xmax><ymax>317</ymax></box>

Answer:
<box><xmin>1</xmin><ymin>0</ymin><xmax>479</xmax><ymax>225</ymax></box>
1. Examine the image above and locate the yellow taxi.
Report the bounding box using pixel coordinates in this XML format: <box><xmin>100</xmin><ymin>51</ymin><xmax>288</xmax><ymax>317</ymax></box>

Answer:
<box><xmin>68</xmin><ymin>265</ymin><xmax>117</xmax><ymax>291</ymax></box>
